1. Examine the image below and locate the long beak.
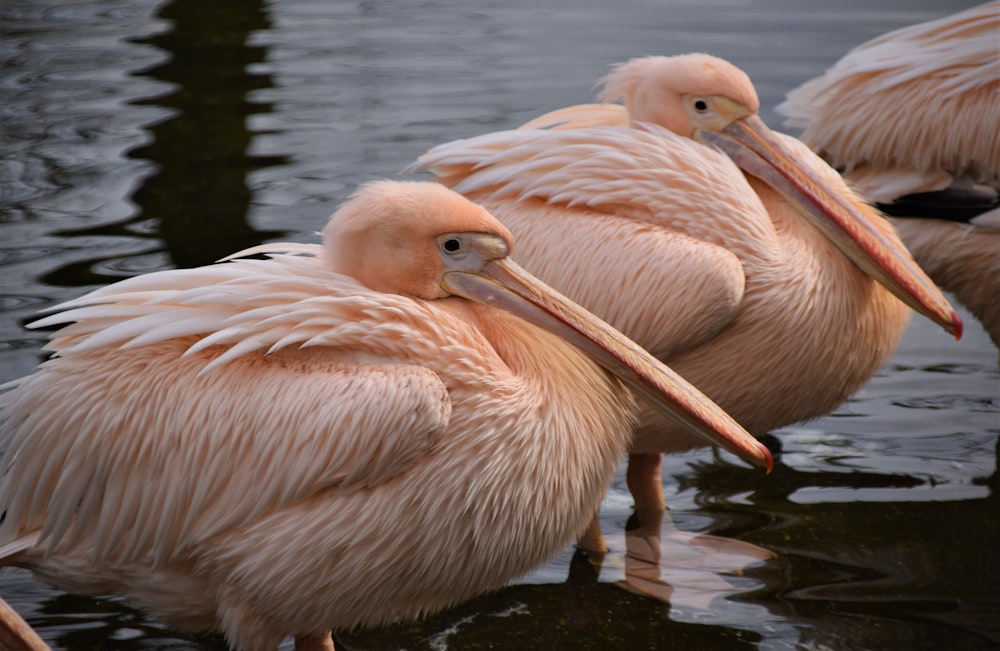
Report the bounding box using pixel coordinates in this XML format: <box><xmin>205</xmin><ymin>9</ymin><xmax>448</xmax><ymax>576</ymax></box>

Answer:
<box><xmin>695</xmin><ymin>115</ymin><xmax>962</xmax><ymax>340</ymax></box>
<box><xmin>442</xmin><ymin>258</ymin><xmax>773</xmax><ymax>472</ymax></box>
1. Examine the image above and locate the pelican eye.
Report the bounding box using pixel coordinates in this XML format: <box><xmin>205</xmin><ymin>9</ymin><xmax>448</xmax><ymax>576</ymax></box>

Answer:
<box><xmin>693</xmin><ymin>99</ymin><xmax>709</xmax><ymax>112</ymax></box>
<box><xmin>442</xmin><ymin>237</ymin><xmax>462</xmax><ymax>253</ymax></box>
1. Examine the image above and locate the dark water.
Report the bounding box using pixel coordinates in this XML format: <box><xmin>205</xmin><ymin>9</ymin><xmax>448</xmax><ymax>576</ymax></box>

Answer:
<box><xmin>1</xmin><ymin>0</ymin><xmax>997</xmax><ymax>649</ymax></box>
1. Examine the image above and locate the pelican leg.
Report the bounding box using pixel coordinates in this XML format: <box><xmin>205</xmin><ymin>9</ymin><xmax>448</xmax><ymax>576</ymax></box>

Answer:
<box><xmin>578</xmin><ymin>452</ymin><xmax>666</xmax><ymax>556</ymax></box>
<box><xmin>627</xmin><ymin>452</ymin><xmax>666</xmax><ymax>514</ymax></box>
<box><xmin>294</xmin><ymin>631</ymin><xmax>335</xmax><ymax>651</ymax></box>
<box><xmin>577</xmin><ymin>514</ymin><xmax>609</xmax><ymax>555</ymax></box>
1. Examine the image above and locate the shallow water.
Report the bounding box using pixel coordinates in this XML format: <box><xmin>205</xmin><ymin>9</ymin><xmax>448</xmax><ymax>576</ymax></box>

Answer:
<box><xmin>0</xmin><ymin>0</ymin><xmax>996</xmax><ymax>649</ymax></box>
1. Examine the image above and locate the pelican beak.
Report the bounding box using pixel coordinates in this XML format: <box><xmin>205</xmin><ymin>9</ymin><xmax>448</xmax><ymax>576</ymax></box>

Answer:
<box><xmin>443</xmin><ymin>254</ymin><xmax>773</xmax><ymax>472</ymax></box>
<box><xmin>695</xmin><ymin>114</ymin><xmax>962</xmax><ymax>339</ymax></box>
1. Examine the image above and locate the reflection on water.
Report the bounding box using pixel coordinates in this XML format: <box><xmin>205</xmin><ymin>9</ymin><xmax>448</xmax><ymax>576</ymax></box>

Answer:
<box><xmin>0</xmin><ymin>0</ymin><xmax>996</xmax><ymax>649</ymax></box>
<box><xmin>41</xmin><ymin>0</ymin><xmax>288</xmax><ymax>286</ymax></box>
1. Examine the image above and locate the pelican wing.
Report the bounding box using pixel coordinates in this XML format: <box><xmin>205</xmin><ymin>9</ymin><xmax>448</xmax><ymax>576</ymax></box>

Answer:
<box><xmin>517</xmin><ymin>103</ymin><xmax>629</xmax><ymax>130</ymax></box>
<box><xmin>0</xmin><ymin>250</ymin><xmax>454</xmax><ymax>566</ymax></box>
<box><xmin>410</xmin><ymin>124</ymin><xmax>770</xmax><ymax>358</ymax></box>
<box><xmin>777</xmin><ymin>2</ymin><xmax>1000</xmax><ymax>193</ymax></box>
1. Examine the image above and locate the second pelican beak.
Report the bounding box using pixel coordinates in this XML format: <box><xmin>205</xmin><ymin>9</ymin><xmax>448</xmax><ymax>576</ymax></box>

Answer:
<box><xmin>696</xmin><ymin>114</ymin><xmax>962</xmax><ymax>340</ymax></box>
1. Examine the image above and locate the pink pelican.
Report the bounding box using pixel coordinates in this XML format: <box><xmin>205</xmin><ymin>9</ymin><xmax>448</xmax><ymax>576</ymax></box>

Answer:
<box><xmin>778</xmin><ymin>1</ymin><xmax>1000</xmax><ymax>349</ymax></box>
<box><xmin>410</xmin><ymin>53</ymin><xmax>962</xmax><ymax>552</ymax></box>
<box><xmin>0</xmin><ymin>181</ymin><xmax>770</xmax><ymax>651</ymax></box>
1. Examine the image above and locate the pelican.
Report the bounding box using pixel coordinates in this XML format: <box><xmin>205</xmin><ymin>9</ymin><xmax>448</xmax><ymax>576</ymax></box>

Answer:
<box><xmin>409</xmin><ymin>53</ymin><xmax>962</xmax><ymax>551</ymax></box>
<box><xmin>0</xmin><ymin>181</ymin><xmax>770</xmax><ymax>651</ymax></box>
<box><xmin>778</xmin><ymin>2</ymin><xmax>1000</xmax><ymax>349</ymax></box>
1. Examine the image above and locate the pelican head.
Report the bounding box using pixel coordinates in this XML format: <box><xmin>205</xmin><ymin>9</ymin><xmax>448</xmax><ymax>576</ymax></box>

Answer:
<box><xmin>599</xmin><ymin>54</ymin><xmax>962</xmax><ymax>339</ymax></box>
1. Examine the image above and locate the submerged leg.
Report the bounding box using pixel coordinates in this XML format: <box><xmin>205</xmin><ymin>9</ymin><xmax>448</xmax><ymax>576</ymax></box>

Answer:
<box><xmin>626</xmin><ymin>452</ymin><xmax>665</xmax><ymax>514</ymax></box>
<box><xmin>577</xmin><ymin>513</ymin><xmax>609</xmax><ymax>555</ymax></box>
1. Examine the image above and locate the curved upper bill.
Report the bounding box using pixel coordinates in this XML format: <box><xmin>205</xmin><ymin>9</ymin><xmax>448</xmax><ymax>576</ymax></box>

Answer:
<box><xmin>695</xmin><ymin>114</ymin><xmax>963</xmax><ymax>340</ymax></box>
<box><xmin>443</xmin><ymin>258</ymin><xmax>773</xmax><ymax>472</ymax></box>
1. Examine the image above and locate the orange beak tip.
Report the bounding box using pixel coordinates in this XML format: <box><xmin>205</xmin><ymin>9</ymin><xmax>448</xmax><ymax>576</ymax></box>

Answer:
<box><xmin>951</xmin><ymin>311</ymin><xmax>963</xmax><ymax>341</ymax></box>
<box><xmin>761</xmin><ymin>444</ymin><xmax>774</xmax><ymax>474</ymax></box>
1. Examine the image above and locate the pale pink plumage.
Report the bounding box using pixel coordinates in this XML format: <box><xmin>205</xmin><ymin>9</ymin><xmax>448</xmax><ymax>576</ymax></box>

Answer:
<box><xmin>778</xmin><ymin>2</ymin><xmax>999</xmax><ymax>202</ymax></box>
<box><xmin>410</xmin><ymin>53</ymin><xmax>960</xmax><ymax>551</ymax></box>
<box><xmin>0</xmin><ymin>180</ymin><xmax>767</xmax><ymax>650</ymax></box>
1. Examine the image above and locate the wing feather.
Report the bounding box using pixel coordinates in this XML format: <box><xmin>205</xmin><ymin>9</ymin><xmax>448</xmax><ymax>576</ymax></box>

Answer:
<box><xmin>777</xmin><ymin>3</ymin><xmax>1000</xmax><ymax>187</ymax></box>
<box><xmin>411</xmin><ymin>123</ymin><xmax>768</xmax><ymax>240</ymax></box>
<box><xmin>410</xmin><ymin>121</ymin><xmax>772</xmax><ymax>358</ymax></box>
<box><xmin>0</xmin><ymin>249</ymin><xmax>457</xmax><ymax>567</ymax></box>
<box><xmin>517</xmin><ymin>103</ymin><xmax>628</xmax><ymax>130</ymax></box>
